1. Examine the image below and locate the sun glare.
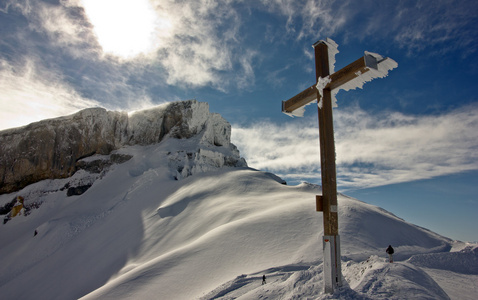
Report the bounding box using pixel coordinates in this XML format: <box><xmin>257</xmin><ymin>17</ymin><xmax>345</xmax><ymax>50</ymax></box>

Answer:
<box><xmin>81</xmin><ymin>0</ymin><xmax>169</xmax><ymax>58</ymax></box>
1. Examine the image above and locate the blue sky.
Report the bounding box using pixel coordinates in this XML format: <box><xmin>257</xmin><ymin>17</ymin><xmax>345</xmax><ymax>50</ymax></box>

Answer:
<box><xmin>1</xmin><ymin>0</ymin><xmax>477</xmax><ymax>241</ymax></box>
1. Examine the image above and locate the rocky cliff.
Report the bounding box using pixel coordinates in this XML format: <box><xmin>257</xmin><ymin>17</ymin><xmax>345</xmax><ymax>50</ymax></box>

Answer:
<box><xmin>0</xmin><ymin>100</ymin><xmax>246</xmax><ymax>194</ymax></box>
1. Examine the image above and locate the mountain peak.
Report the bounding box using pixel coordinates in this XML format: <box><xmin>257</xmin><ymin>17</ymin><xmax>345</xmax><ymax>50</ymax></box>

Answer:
<box><xmin>0</xmin><ymin>100</ymin><xmax>246</xmax><ymax>194</ymax></box>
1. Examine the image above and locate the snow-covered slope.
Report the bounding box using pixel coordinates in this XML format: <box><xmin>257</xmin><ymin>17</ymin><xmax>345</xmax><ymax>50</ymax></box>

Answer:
<box><xmin>0</xmin><ymin>104</ymin><xmax>476</xmax><ymax>300</ymax></box>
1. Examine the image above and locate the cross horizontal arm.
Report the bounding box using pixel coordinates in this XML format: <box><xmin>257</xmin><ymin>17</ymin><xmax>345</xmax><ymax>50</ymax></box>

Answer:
<box><xmin>281</xmin><ymin>85</ymin><xmax>317</xmax><ymax>114</ymax></box>
<box><xmin>282</xmin><ymin>55</ymin><xmax>374</xmax><ymax>114</ymax></box>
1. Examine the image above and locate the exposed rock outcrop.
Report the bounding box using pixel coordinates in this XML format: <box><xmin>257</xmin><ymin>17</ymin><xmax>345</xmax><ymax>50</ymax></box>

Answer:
<box><xmin>0</xmin><ymin>108</ymin><xmax>128</xmax><ymax>194</ymax></box>
<box><xmin>0</xmin><ymin>100</ymin><xmax>246</xmax><ymax>194</ymax></box>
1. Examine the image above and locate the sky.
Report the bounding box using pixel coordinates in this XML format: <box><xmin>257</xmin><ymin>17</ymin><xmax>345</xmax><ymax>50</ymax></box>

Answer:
<box><xmin>0</xmin><ymin>0</ymin><xmax>477</xmax><ymax>241</ymax></box>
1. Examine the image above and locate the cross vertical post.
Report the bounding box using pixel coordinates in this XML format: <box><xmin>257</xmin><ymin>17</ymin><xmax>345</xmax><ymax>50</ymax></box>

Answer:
<box><xmin>281</xmin><ymin>37</ymin><xmax>397</xmax><ymax>295</ymax></box>
<box><xmin>314</xmin><ymin>41</ymin><xmax>342</xmax><ymax>293</ymax></box>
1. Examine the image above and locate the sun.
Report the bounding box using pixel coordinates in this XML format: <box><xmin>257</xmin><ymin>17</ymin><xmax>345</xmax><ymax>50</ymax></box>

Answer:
<box><xmin>81</xmin><ymin>0</ymin><xmax>170</xmax><ymax>58</ymax></box>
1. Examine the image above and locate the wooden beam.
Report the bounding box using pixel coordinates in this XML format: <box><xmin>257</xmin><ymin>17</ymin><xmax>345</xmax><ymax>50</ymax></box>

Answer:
<box><xmin>315</xmin><ymin>40</ymin><xmax>343</xmax><ymax>293</ymax></box>
<box><xmin>327</xmin><ymin>56</ymin><xmax>371</xmax><ymax>90</ymax></box>
<box><xmin>282</xmin><ymin>55</ymin><xmax>375</xmax><ymax>114</ymax></box>
<box><xmin>282</xmin><ymin>86</ymin><xmax>317</xmax><ymax>114</ymax></box>
<box><xmin>315</xmin><ymin>42</ymin><xmax>339</xmax><ymax>237</ymax></box>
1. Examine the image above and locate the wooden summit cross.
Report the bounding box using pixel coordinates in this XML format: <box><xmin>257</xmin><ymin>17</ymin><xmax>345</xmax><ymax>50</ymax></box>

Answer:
<box><xmin>281</xmin><ymin>38</ymin><xmax>397</xmax><ymax>294</ymax></box>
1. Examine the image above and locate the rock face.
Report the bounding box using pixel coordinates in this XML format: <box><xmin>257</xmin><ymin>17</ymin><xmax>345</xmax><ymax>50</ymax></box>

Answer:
<box><xmin>0</xmin><ymin>100</ymin><xmax>246</xmax><ymax>194</ymax></box>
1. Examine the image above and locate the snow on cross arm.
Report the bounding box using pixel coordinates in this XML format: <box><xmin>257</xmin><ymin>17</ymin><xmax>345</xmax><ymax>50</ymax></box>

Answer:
<box><xmin>281</xmin><ymin>39</ymin><xmax>398</xmax><ymax>116</ymax></box>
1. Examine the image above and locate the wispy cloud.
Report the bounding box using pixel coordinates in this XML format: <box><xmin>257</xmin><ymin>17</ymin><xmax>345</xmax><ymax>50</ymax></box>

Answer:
<box><xmin>1</xmin><ymin>0</ymin><xmax>258</xmax><ymax>97</ymax></box>
<box><xmin>148</xmin><ymin>0</ymin><xmax>256</xmax><ymax>90</ymax></box>
<box><xmin>232</xmin><ymin>104</ymin><xmax>478</xmax><ymax>189</ymax></box>
<box><xmin>0</xmin><ymin>58</ymin><xmax>99</xmax><ymax>130</ymax></box>
<box><xmin>260</xmin><ymin>0</ymin><xmax>478</xmax><ymax>56</ymax></box>
<box><xmin>78</xmin><ymin>0</ymin><xmax>255</xmax><ymax>89</ymax></box>
<box><xmin>2</xmin><ymin>0</ymin><xmax>100</xmax><ymax>58</ymax></box>
<box><xmin>376</xmin><ymin>0</ymin><xmax>478</xmax><ymax>57</ymax></box>
<box><xmin>0</xmin><ymin>0</ymin><xmax>171</xmax><ymax>126</ymax></box>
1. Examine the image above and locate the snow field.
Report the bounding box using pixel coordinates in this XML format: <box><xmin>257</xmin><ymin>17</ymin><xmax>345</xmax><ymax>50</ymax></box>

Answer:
<box><xmin>0</xmin><ymin>137</ymin><xmax>475</xmax><ymax>299</ymax></box>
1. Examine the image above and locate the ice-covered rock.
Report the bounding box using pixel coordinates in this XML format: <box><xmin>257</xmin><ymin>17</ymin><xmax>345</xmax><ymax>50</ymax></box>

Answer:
<box><xmin>0</xmin><ymin>100</ymin><xmax>246</xmax><ymax>194</ymax></box>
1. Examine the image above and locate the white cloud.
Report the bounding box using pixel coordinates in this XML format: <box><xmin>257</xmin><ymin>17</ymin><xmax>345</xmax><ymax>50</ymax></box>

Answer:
<box><xmin>75</xmin><ymin>0</ymin><xmax>255</xmax><ymax>89</ymax></box>
<box><xmin>0</xmin><ymin>59</ymin><xmax>99</xmax><ymax>130</ymax></box>
<box><xmin>258</xmin><ymin>0</ymin><xmax>352</xmax><ymax>40</ymax></box>
<box><xmin>4</xmin><ymin>0</ymin><xmax>256</xmax><ymax>90</ymax></box>
<box><xmin>377</xmin><ymin>0</ymin><xmax>478</xmax><ymax>56</ymax></box>
<box><xmin>9</xmin><ymin>0</ymin><xmax>101</xmax><ymax>59</ymax></box>
<box><xmin>233</xmin><ymin>120</ymin><xmax>320</xmax><ymax>170</ymax></box>
<box><xmin>232</xmin><ymin>104</ymin><xmax>478</xmax><ymax>189</ymax></box>
<box><xmin>150</xmin><ymin>0</ymin><xmax>251</xmax><ymax>89</ymax></box>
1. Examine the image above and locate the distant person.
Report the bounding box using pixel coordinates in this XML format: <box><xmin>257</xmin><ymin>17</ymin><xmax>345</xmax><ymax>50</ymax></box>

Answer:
<box><xmin>386</xmin><ymin>245</ymin><xmax>394</xmax><ymax>263</ymax></box>
<box><xmin>262</xmin><ymin>274</ymin><xmax>266</xmax><ymax>285</ymax></box>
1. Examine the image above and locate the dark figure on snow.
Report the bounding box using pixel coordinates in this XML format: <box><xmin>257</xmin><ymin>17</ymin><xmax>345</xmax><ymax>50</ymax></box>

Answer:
<box><xmin>386</xmin><ymin>245</ymin><xmax>394</xmax><ymax>263</ymax></box>
<box><xmin>262</xmin><ymin>275</ymin><xmax>266</xmax><ymax>285</ymax></box>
